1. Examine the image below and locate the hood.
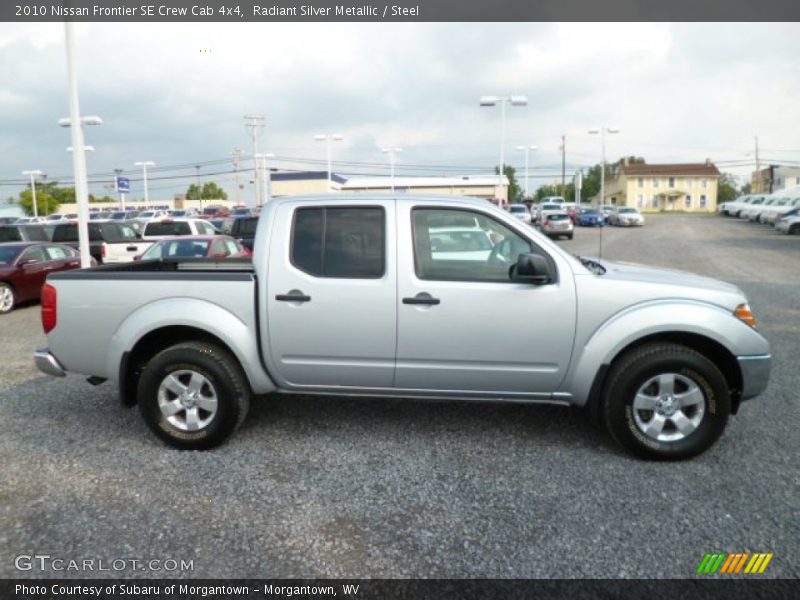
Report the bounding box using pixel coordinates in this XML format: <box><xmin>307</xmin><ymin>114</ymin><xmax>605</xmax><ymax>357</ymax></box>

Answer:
<box><xmin>596</xmin><ymin>259</ymin><xmax>745</xmax><ymax>301</ymax></box>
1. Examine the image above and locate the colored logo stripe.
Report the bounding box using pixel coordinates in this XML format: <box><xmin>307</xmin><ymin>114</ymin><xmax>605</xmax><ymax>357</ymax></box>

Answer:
<box><xmin>697</xmin><ymin>552</ymin><xmax>773</xmax><ymax>574</ymax></box>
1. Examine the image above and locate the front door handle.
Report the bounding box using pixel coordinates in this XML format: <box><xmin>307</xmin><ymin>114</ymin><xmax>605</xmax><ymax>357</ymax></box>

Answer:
<box><xmin>276</xmin><ymin>290</ymin><xmax>311</xmax><ymax>303</ymax></box>
<box><xmin>403</xmin><ymin>293</ymin><xmax>440</xmax><ymax>306</ymax></box>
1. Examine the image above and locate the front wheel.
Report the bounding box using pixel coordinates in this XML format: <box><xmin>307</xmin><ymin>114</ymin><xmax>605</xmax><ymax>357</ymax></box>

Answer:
<box><xmin>0</xmin><ymin>283</ymin><xmax>16</xmax><ymax>314</ymax></box>
<box><xmin>602</xmin><ymin>343</ymin><xmax>731</xmax><ymax>460</ymax></box>
<box><xmin>137</xmin><ymin>341</ymin><xmax>251</xmax><ymax>450</ymax></box>
<box><xmin>790</xmin><ymin>224</ymin><xmax>800</xmax><ymax>236</ymax></box>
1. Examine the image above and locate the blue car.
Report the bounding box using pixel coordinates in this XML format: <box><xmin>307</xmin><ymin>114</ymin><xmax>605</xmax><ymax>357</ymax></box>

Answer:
<box><xmin>577</xmin><ymin>209</ymin><xmax>605</xmax><ymax>227</ymax></box>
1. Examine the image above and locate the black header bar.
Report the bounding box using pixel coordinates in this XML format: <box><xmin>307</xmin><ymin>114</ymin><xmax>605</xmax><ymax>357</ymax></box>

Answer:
<box><xmin>4</xmin><ymin>0</ymin><xmax>800</xmax><ymax>22</ymax></box>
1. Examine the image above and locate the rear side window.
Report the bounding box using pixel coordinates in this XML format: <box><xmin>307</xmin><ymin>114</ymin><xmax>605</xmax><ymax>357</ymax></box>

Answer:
<box><xmin>46</xmin><ymin>246</ymin><xmax>69</xmax><ymax>260</ymax></box>
<box><xmin>291</xmin><ymin>207</ymin><xmax>385</xmax><ymax>279</ymax></box>
<box><xmin>145</xmin><ymin>222</ymin><xmax>192</xmax><ymax>236</ymax></box>
<box><xmin>0</xmin><ymin>227</ymin><xmax>22</xmax><ymax>242</ymax></box>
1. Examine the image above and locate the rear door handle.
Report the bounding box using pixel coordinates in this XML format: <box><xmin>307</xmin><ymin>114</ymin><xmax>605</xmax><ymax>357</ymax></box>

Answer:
<box><xmin>403</xmin><ymin>294</ymin><xmax>440</xmax><ymax>306</ymax></box>
<box><xmin>276</xmin><ymin>291</ymin><xmax>311</xmax><ymax>303</ymax></box>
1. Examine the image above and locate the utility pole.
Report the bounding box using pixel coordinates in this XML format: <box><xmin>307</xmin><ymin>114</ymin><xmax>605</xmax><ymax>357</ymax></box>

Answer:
<box><xmin>244</xmin><ymin>115</ymin><xmax>265</xmax><ymax>207</ymax></box>
<box><xmin>232</xmin><ymin>148</ymin><xmax>243</xmax><ymax>206</ymax></box>
<box><xmin>560</xmin><ymin>134</ymin><xmax>566</xmax><ymax>196</ymax></box>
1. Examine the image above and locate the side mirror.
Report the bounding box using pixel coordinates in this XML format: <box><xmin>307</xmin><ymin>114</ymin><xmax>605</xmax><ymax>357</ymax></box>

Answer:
<box><xmin>512</xmin><ymin>252</ymin><xmax>553</xmax><ymax>284</ymax></box>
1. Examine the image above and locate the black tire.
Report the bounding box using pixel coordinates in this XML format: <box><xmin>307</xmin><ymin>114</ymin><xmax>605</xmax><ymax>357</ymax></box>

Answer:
<box><xmin>0</xmin><ymin>282</ymin><xmax>16</xmax><ymax>314</ymax></box>
<box><xmin>567</xmin><ymin>233</ymin><xmax>574</xmax><ymax>240</ymax></box>
<box><xmin>790</xmin><ymin>224</ymin><xmax>800</xmax><ymax>236</ymax></box>
<box><xmin>137</xmin><ymin>341</ymin><xmax>251</xmax><ymax>450</ymax></box>
<box><xmin>602</xmin><ymin>343</ymin><xmax>731</xmax><ymax>460</ymax></box>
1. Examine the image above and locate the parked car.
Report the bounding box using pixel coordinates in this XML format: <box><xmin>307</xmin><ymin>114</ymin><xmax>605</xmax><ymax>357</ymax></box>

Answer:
<box><xmin>209</xmin><ymin>217</ymin><xmax>235</xmax><ymax>234</ymax></box>
<box><xmin>739</xmin><ymin>196</ymin><xmax>767</xmax><ymax>220</ymax></box>
<box><xmin>141</xmin><ymin>218</ymin><xmax>218</xmax><ymax>241</ymax></box>
<box><xmin>0</xmin><ymin>224</ymin><xmax>50</xmax><ymax>242</ymax></box>
<box><xmin>539</xmin><ymin>211</ymin><xmax>574</xmax><ymax>239</ymax></box>
<box><xmin>44</xmin><ymin>214</ymin><xmax>70</xmax><ymax>223</ymax></box>
<box><xmin>137</xmin><ymin>235</ymin><xmax>251</xmax><ymax>261</ymax></box>
<box><xmin>229</xmin><ymin>217</ymin><xmax>259</xmax><ymax>251</ymax></box>
<box><xmin>533</xmin><ymin>203</ymin><xmax>563</xmax><ymax>224</ymax></box>
<box><xmin>761</xmin><ymin>196</ymin><xmax>800</xmax><ymax>225</ymax></box>
<box><xmin>167</xmin><ymin>208</ymin><xmax>199</xmax><ymax>218</ymax></box>
<box><xmin>719</xmin><ymin>195</ymin><xmax>752</xmax><ymax>216</ymax></box>
<box><xmin>14</xmin><ymin>217</ymin><xmax>45</xmax><ymax>224</ymax></box>
<box><xmin>35</xmin><ymin>194</ymin><xmax>771</xmax><ymax>460</ymax></box>
<box><xmin>576</xmin><ymin>208</ymin><xmax>605</xmax><ymax>227</ymax></box>
<box><xmin>600</xmin><ymin>204</ymin><xmax>617</xmax><ymax>217</ymax></box>
<box><xmin>426</xmin><ymin>227</ymin><xmax>495</xmax><ymax>261</ymax></box>
<box><xmin>132</xmin><ymin>209</ymin><xmax>169</xmax><ymax>226</ymax></box>
<box><xmin>230</xmin><ymin>207</ymin><xmax>253</xmax><ymax>218</ymax></box>
<box><xmin>609</xmin><ymin>207</ymin><xmax>645</xmax><ymax>227</ymax></box>
<box><xmin>0</xmin><ymin>242</ymin><xmax>90</xmax><ymax>314</ymax></box>
<box><xmin>507</xmin><ymin>204</ymin><xmax>532</xmax><ymax>224</ymax></box>
<box><xmin>201</xmin><ymin>205</ymin><xmax>231</xmax><ymax>219</ymax></box>
<box><xmin>52</xmin><ymin>221</ymin><xmax>151</xmax><ymax>264</ymax></box>
<box><xmin>775</xmin><ymin>211</ymin><xmax>800</xmax><ymax>235</ymax></box>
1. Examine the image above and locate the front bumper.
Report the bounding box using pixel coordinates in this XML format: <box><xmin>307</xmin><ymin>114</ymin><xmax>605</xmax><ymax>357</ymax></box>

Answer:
<box><xmin>775</xmin><ymin>221</ymin><xmax>789</xmax><ymax>233</ymax></box>
<box><xmin>738</xmin><ymin>354</ymin><xmax>771</xmax><ymax>400</ymax></box>
<box><xmin>34</xmin><ymin>348</ymin><xmax>66</xmax><ymax>377</ymax></box>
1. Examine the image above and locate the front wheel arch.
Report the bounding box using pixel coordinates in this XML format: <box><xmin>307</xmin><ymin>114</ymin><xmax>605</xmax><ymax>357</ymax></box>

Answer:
<box><xmin>585</xmin><ymin>331</ymin><xmax>743</xmax><ymax>424</ymax></box>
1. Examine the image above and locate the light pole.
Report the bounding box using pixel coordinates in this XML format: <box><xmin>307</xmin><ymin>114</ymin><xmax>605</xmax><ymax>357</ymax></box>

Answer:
<box><xmin>515</xmin><ymin>145</ymin><xmax>537</xmax><ymax>200</ymax></box>
<box><xmin>255</xmin><ymin>153</ymin><xmax>275</xmax><ymax>205</ymax></box>
<box><xmin>314</xmin><ymin>134</ymin><xmax>344</xmax><ymax>192</ymax></box>
<box><xmin>588</xmin><ymin>127</ymin><xmax>619</xmax><ymax>208</ymax></box>
<box><xmin>134</xmin><ymin>161</ymin><xmax>155</xmax><ymax>208</ymax></box>
<box><xmin>480</xmin><ymin>95</ymin><xmax>528</xmax><ymax>205</ymax></box>
<box><xmin>381</xmin><ymin>147</ymin><xmax>403</xmax><ymax>192</ymax></box>
<box><xmin>21</xmin><ymin>170</ymin><xmax>44</xmax><ymax>218</ymax></box>
<box><xmin>60</xmin><ymin>23</ymin><xmax>102</xmax><ymax>268</ymax></box>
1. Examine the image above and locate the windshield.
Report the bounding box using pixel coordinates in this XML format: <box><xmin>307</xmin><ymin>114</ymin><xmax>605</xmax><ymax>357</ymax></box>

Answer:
<box><xmin>110</xmin><ymin>212</ymin><xmax>127</xmax><ymax>219</ymax></box>
<box><xmin>138</xmin><ymin>211</ymin><xmax>155</xmax><ymax>218</ymax></box>
<box><xmin>203</xmin><ymin>207</ymin><xmax>221</xmax><ymax>215</ymax></box>
<box><xmin>509</xmin><ymin>205</ymin><xmax>528</xmax><ymax>213</ymax></box>
<box><xmin>582</xmin><ymin>209</ymin><xmax>600</xmax><ymax>215</ymax></box>
<box><xmin>541</xmin><ymin>204</ymin><xmax>560</xmax><ymax>211</ymax></box>
<box><xmin>619</xmin><ymin>207</ymin><xmax>637</xmax><ymax>213</ymax></box>
<box><xmin>142</xmin><ymin>239</ymin><xmax>211</xmax><ymax>260</ymax></box>
<box><xmin>232</xmin><ymin>208</ymin><xmax>249</xmax><ymax>215</ymax></box>
<box><xmin>145</xmin><ymin>221</ymin><xmax>192</xmax><ymax>236</ymax></box>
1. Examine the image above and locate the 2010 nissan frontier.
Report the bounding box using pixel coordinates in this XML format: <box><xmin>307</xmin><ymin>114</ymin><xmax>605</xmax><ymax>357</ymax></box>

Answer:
<box><xmin>34</xmin><ymin>194</ymin><xmax>771</xmax><ymax>459</ymax></box>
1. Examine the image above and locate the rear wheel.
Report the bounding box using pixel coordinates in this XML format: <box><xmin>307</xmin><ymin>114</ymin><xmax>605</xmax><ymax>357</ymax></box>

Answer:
<box><xmin>137</xmin><ymin>341</ymin><xmax>250</xmax><ymax>450</ymax></box>
<box><xmin>603</xmin><ymin>343</ymin><xmax>731</xmax><ymax>460</ymax></box>
<box><xmin>0</xmin><ymin>283</ymin><xmax>15</xmax><ymax>314</ymax></box>
<box><xmin>790</xmin><ymin>224</ymin><xmax>800</xmax><ymax>235</ymax></box>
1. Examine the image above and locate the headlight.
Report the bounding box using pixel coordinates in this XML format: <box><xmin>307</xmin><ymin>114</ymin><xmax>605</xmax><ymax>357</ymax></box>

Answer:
<box><xmin>734</xmin><ymin>303</ymin><xmax>757</xmax><ymax>328</ymax></box>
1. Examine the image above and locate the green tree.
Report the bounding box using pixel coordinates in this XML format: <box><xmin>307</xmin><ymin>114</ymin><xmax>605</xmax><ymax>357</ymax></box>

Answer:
<box><xmin>495</xmin><ymin>165</ymin><xmax>522</xmax><ymax>202</ymax></box>
<box><xmin>740</xmin><ymin>182</ymin><xmax>752</xmax><ymax>194</ymax></box>
<box><xmin>201</xmin><ymin>182</ymin><xmax>227</xmax><ymax>200</ymax></box>
<box><xmin>186</xmin><ymin>183</ymin><xmax>202</xmax><ymax>200</ymax></box>
<box><xmin>717</xmin><ymin>173</ymin><xmax>739</xmax><ymax>203</ymax></box>
<box><xmin>186</xmin><ymin>181</ymin><xmax>228</xmax><ymax>201</ymax></box>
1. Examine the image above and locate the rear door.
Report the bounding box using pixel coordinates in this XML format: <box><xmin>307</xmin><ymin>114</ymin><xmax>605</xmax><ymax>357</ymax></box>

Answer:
<box><xmin>264</xmin><ymin>200</ymin><xmax>396</xmax><ymax>389</ymax></box>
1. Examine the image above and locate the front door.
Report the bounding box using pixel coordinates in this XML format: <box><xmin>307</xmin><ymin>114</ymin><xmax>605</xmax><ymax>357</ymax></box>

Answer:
<box><xmin>263</xmin><ymin>200</ymin><xmax>397</xmax><ymax>389</ymax></box>
<box><xmin>395</xmin><ymin>205</ymin><xmax>576</xmax><ymax>396</ymax></box>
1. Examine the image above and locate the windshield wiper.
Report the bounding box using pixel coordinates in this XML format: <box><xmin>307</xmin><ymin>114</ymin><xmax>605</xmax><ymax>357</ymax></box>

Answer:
<box><xmin>577</xmin><ymin>255</ymin><xmax>607</xmax><ymax>275</ymax></box>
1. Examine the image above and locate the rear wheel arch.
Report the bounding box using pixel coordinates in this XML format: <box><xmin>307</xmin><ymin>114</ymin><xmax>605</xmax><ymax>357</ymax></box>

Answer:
<box><xmin>120</xmin><ymin>326</ymin><xmax>249</xmax><ymax>407</ymax></box>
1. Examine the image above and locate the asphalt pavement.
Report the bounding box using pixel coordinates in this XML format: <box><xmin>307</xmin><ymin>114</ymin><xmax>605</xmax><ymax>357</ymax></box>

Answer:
<box><xmin>0</xmin><ymin>214</ymin><xmax>797</xmax><ymax>579</ymax></box>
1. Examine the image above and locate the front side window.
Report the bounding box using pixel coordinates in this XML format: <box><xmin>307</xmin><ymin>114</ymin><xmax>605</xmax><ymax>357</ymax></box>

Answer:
<box><xmin>413</xmin><ymin>208</ymin><xmax>532</xmax><ymax>282</ymax></box>
<box><xmin>46</xmin><ymin>246</ymin><xmax>69</xmax><ymax>260</ymax></box>
<box><xmin>291</xmin><ymin>207</ymin><xmax>385</xmax><ymax>279</ymax></box>
<box><xmin>20</xmin><ymin>246</ymin><xmax>48</xmax><ymax>263</ymax></box>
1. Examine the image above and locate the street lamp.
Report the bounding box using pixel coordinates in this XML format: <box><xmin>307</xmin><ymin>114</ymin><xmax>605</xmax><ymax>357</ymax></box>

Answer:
<box><xmin>480</xmin><ymin>95</ymin><xmax>528</xmax><ymax>205</ymax></box>
<box><xmin>515</xmin><ymin>145</ymin><xmax>537</xmax><ymax>199</ymax></box>
<box><xmin>314</xmin><ymin>134</ymin><xmax>344</xmax><ymax>192</ymax></box>
<box><xmin>134</xmin><ymin>161</ymin><xmax>155</xmax><ymax>208</ymax></box>
<box><xmin>60</xmin><ymin>23</ymin><xmax>103</xmax><ymax>268</ymax></box>
<box><xmin>381</xmin><ymin>147</ymin><xmax>403</xmax><ymax>192</ymax></box>
<box><xmin>21</xmin><ymin>170</ymin><xmax>44</xmax><ymax>218</ymax></box>
<box><xmin>254</xmin><ymin>153</ymin><xmax>275</xmax><ymax>205</ymax></box>
<box><xmin>588</xmin><ymin>127</ymin><xmax>619</xmax><ymax>208</ymax></box>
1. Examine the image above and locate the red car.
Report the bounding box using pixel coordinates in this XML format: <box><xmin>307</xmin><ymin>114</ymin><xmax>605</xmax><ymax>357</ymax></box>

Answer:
<box><xmin>0</xmin><ymin>242</ymin><xmax>89</xmax><ymax>314</ymax></box>
<box><xmin>200</xmin><ymin>205</ymin><xmax>231</xmax><ymax>220</ymax></box>
<box><xmin>137</xmin><ymin>235</ymin><xmax>251</xmax><ymax>261</ymax></box>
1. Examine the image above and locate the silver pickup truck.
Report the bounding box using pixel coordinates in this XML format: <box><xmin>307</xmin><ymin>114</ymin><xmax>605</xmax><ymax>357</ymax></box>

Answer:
<box><xmin>34</xmin><ymin>195</ymin><xmax>771</xmax><ymax>459</ymax></box>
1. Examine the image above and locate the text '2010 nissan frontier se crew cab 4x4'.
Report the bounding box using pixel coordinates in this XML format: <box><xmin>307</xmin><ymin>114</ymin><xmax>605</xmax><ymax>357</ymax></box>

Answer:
<box><xmin>34</xmin><ymin>194</ymin><xmax>771</xmax><ymax>459</ymax></box>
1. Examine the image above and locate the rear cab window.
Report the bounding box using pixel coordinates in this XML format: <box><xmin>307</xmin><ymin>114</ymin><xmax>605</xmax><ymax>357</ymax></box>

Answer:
<box><xmin>291</xmin><ymin>207</ymin><xmax>385</xmax><ymax>278</ymax></box>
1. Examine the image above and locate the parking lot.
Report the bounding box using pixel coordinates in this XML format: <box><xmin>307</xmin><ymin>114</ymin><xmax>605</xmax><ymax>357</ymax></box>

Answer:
<box><xmin>0</xmin><ymin>213</ymin><xmax>797</xmax><ymax>579</ymax></box>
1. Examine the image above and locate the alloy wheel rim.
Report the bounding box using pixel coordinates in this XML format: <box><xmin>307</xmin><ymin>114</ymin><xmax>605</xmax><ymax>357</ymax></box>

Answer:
<box><xmin>632</xmin><ymin>373</ymin><xmax>706</xmax><ymax>442</ymax></box>
<box><xmin>0</xmin><ymin>287</ymin><xmax>12</xmax><ymax>311</ymax></box>
<box><xmin>157</xmin><ymin>369</ymin><xmax>218</xmax><ymax>432</ymax></box>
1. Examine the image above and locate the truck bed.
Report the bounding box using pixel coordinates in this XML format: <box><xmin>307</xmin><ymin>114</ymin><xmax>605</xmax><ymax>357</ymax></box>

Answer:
<box><xmin>52</xmin><ymin>257</ymin><xmax>255</xmax><ymax>277</ymax></box>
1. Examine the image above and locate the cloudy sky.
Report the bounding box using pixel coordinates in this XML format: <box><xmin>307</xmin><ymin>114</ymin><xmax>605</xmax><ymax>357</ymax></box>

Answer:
<box><xmin>1</xmin><ymin>22</ymin><xmax>799</xmax><ymax>201</ymax></box>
